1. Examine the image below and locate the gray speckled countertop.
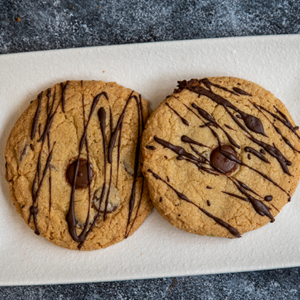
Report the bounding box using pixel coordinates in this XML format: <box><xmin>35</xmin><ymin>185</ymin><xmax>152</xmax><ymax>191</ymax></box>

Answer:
<box><xmin>1</xmin><ymin>1</ymin><xmax>300</xmax><ymax>299</ymax></box>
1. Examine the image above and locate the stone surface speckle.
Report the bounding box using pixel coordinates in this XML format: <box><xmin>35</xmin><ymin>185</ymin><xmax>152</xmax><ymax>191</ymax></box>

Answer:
<box><xmin>1</xmin><ymin>0</ymin><xmax>300</xmax><ymax>298</ymax></box>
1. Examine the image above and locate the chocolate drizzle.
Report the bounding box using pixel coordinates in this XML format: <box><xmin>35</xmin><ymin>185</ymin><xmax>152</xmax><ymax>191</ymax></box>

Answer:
<box><xmin>29</xmin><ymin>84</ymin><xmax>65</xmax><ymax>234</ymax></box>
<box><xmin>29</xmin><ymin>143</ymin><xmax>56</xmax><ymax>234</ymax></box>
<box><xmin>66</xmin><ymin>92</ymin><xmax>108</xmax><ymax>246</ymax></box>
<box><xmin>244</xmin><ymin>147</ymin><xmax>270</xmax><ymax>164</ymax></box>
<box><xmin>191</xmin><ymin>103</ymin><xmax>240</xmax><ymax>149</ymax></box>
<box><xmin>152</xmin><ymin>77</ymin><xmax>299</xmax><ymax>226</ymax></box>
<box><xmin>201</xmin><ymin>78</ymin><xmax>239</xmax><ymax>96</ymax></box>
<box><xmin>27</xmin><ymin>84</ymin><xmax>146</xmax><ymax>248</ymax></box>
<box><xmin>154</xmin><ymin>136</ymin><xmax>198</xmax><ymax>161</ymax></box>
<box><xmin>60</xmin><ymin>81</ymin><xmax>69</xmax><ymax>113</ymax></box>
<box><xmin>251</xmin><ymin>102</ymin><xmax>300</xmax><ymax>152</ymax></box>
<box><xmin>166</xmin><ymin>103</ymin><xmax>189</xmax><ymax>126</ymax></box>
<box><xmin>176</xmin><ymin>79</ymin><xmax>266</xmax><ymax>136</ymax></box>
<box><xmin>31</xmin><ymin>91</ymin><xmax>43</xmax><ymax>140</ymax></box>
<box><xmin>233</xmin><ymin>87</ymin><xmax>252</xmax><ymax>96</ymax></box>
<box><xmin>181</xmin><ymin>136</ymin><xmax>208</xmax><ymax>148</ymax></box>
<box><xmin>258</xmin><ymin>105</ymin><xmax>300</xmax><ymax>140</ymax></box>
<box><xmin>249</xmin><ymin>137</ymin><xmax>292</xmax><ymax>175</ymax></box>
<box><xmin>147</xmin><ymin>169</ymin><xmax>241</xmax><ymax>238</ymax></box>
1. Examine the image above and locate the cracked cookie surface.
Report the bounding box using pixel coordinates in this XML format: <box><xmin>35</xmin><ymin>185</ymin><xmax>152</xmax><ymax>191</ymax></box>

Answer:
<box><xmin>142</xmin><ymin>77</ymin><xmax>300</xmax><ymax>238</ymax></box>
<box><xmin>5</xmin><ymin>80</ymin><xmax>152</xmax><ymax>250</ymax></box>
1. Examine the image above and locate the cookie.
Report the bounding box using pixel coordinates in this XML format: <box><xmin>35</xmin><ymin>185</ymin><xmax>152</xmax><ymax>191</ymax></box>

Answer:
<box><xmin>5</xmin><ymin>80</ymin><xmax>153</xmax><ymax>250</ymax></box>
<box><xmin>142</xmin><ymin>77</ymin><xmax>300</xmax><ymax>238</ymax></box>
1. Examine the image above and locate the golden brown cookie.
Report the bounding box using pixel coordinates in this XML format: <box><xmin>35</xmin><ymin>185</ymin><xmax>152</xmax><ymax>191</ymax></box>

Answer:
<box><xmin>5</xmin><ymin>80</ymin><xmax>153</xmax><ymax>250</ymax></box>
<box><xmin>142</xmin><ymin>77</ymin><xmax>300</xmax><ymax>238</ymax></box>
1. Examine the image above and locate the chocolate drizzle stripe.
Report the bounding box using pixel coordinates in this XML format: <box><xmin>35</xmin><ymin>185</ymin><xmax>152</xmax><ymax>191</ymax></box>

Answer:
<box><xmin>108</xmin><ymin>92</ymin><xmax>135</xmax><ymax>164</ymax></box>
<box><xmin>66</xmin><ymin>92</ymin><xmax>108</xmax><ymax>244</ymax></box>
<box><xmin>31</xmin><ymin>91</ymin><xmax>43</xmax><ymax>140</ymax></box>
<box><xmin>78</xmin><ymin>104</ymin><xmax>110</xmax><ymax>248</ymax></box>
<box><xmin>116</xmin><ymin>122</ymin><xmax>123</xmax><ymax>188</ymax></box>
<box><xmin>244</xmin><ymin>147</ymin><xmax>270</xmax><ymax>163</ymax></box>
<box><xmin>232</xmin><ymin>87</ymin><xmax>252</xmax><ymax>96</ymax></box>
<box><xmin>166</xmin><ymin>103</ymin><xmax>189</xmax><ymax>126</ymax></box>
<box><xmin>47</xmin><ymin>133</ymin><xmax>52</xmax><ymax>223</ymax></box>
<box><xmin>147</xmin><ymin>169</ymin><xmax>241</xmax><ymax>238</ymax></box>
<box><xmin>98</xmin><ymin>106</ymin><xmax>107</xmax><ymax>213</ymax></box>
<box><xmin>125</xmin><ymin>94</ymin><xmax>146</xmax><ymax>238</ymax></box>
<box><xmin>191</xmin><ymin>103</ymin><xmax>240</xmax><ymax>149</ymax></box>
<box><xmin>222</xmin><ymin>192</ymin><xmax>248</xmax><ymax>201</ymax></box>
<box><xmin>235</xmin><ymin>179</ymin><xmax>261</xmax><ymax>198</ymax></box>
<box><xmin>224</xmin><ymin>124</ymin><xmax>236</xmax><ymax>131</ymax></box>
<box><xmin>38</xmin><ymin>85</ymin><xmax>66</xmax><ymax>143</ymax></box>
<box><xmin>231</xmin><ymin>179</ymin><xmax>274</xmax><ymax>222</ymax></box>
<box><xmin>78</xmin><ymin>96</ymin><xmax>93</xmax><ymax>249</ymax></box>
<box><xmin>201</xmin><ymin>78</ymin><xmax>239</xmax><ymax>96</ymax></box>
<box><xmin>248</xmin><ymin>137</ymin><xmax>292</xmax><ymax>176</ymax></box>
<box><xmin>60</xmin><ymin>81</ymin><xmax>69</xmax><ymax>113</ymax></box>
<box><xmin>126</xmin><ymin>94</ymin><xmax>142</xmax><ymax>235</ymax></box>
<box><xmin>154</xmin><ymin>136</ymin><xmax>199</xmax><ymax>161</ymax></box>
<box><xmin>104</xmin><ymin>157</ymin><xmax>113</xmax><ymax>221</ymax></box>
<box><xmin>181</xmin><ymin>136</ymin><xmax>209</xmax><ymax>148</ymax></box>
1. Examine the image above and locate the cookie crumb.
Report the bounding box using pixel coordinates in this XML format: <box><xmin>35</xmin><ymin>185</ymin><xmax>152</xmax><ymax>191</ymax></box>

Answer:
<box><xmin>16</xmin><ymin>17</ymin><xmax>21</xmax><ymax>22</ymax></box>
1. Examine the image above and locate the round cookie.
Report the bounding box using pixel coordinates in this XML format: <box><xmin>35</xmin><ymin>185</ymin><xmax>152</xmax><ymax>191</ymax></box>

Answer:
<box><xmin>142</xmin><ymin>77</ymin><xmax>300</xmax><ymax>238</ymax></box>
<box><xmin>5</xmin><ymin>80</ymin><xmax>153</xmax><ymax>250</ymax></box>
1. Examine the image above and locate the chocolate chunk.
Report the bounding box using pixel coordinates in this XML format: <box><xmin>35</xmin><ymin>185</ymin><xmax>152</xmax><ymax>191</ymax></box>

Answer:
<box><xmin>210</xmin><ymin>145</ymin><xmax>239</xmax><ymax>174</ymax></box>
<box><xmin>66</xmin><ymin>159</ymin><xmax>94</xmax><ymax>189</ymax></box>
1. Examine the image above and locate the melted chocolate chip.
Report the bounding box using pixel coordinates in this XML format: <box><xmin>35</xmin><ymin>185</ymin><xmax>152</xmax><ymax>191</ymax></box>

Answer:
<box><xmin>66</xmin><ymin>159</ymin><xmax>94</xmax><ymax>189</ymax></box>
<box><xmin>210</xmin><ymin>145</ymin><xmax>238</xmax><ymax>174</ymax></box>
<box><xmin>207</xmin><ymin>200</ymin><xmax>211</xmax><ymax>206</ymax></box>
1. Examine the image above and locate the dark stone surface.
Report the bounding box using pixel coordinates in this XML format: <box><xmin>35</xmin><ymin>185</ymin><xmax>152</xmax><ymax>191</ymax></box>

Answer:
<box><xmin>1</xmin><ymin>0</ymin><xmax>300</xmax><ymax>54</ymax></box>
<box><xmin>1</xmin><ymin>0</ymin><xmax>300</xmax><ymax>299</ymax></box>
